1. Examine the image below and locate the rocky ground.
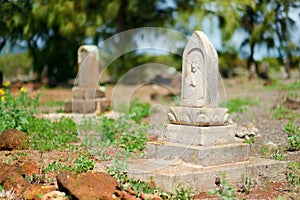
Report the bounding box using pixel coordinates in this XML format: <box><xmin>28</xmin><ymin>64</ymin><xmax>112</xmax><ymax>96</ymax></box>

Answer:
<box><xmin>0</xmin><ymin>76</ymin><xmax>300</xmax><ymax>199</ymax></box>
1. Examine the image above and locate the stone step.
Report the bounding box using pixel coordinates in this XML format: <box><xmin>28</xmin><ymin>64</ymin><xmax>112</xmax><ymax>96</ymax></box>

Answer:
<box><xmin>147</xmin><ymin>142</ymin><xmax>249</xmax><ymax>167</ymax></box>
<box><xmin>159</xmin><ymin>124</ymin><xmax>236</xmax><ymax>146</ymax></box>
<box><xmin>124</xmin><ymin>157</ymin><xmax>287</xmax><ymax>192</ymax></box>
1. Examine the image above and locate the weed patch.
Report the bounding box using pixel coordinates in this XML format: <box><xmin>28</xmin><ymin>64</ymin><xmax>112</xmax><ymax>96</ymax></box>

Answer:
<box><xmin>287</xmin><ymin>162</ymin><xmax>300</xmax><ymax>190</ymax></box>
<box><xmin>285</xmin><ymin>121</ymin><xmax>300</xmax><ymax>151</ymax></box>
<box><xmin>0</xmin><ymin>84</ymin><xmax>39</xmax><ymax>133</ymax></box>
<box><xmin>25</xmin><ymin>117</ymin><xmax>79</xmax><ymax>152</ymax></box>
<box><xmin>221</xmin><ymin>97</ymin><xmax>259</xmax><ymax>113</ymax></box>
<box><xmin>264</xmin><ymin>80</ymin><xmax>300</xmax><ymax>91</ymax></box>
<box><xmin>272</xmin><ymin>107</ymin><xmax>299</xmax><ymax>120</ymax></box>
<box><xmin>43</xmin><ymin>154</ymin><xmax>95</xmax><ymax>174</ymax></box>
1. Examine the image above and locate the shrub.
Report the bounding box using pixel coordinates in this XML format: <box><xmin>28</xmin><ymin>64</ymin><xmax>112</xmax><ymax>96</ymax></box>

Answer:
<box><xmin>0</xmin><ymin>84</ymin><xmax>39</xmax><ymax>133</ymax></box>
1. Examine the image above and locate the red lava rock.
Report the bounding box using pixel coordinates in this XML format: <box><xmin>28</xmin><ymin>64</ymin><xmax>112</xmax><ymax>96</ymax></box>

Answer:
<box><xmin>41</xmin><ymin>190</ymin><xmax>68</xmax><ymax>200</ymax></box>
<box><xmin>0</xmin><ymin>161</ymin><xmax>40</xmax><ymax>198</ymax></box>
<box><xmin>0</xmin><ymin>129</ymin><xmax>26</xmax><ymax>150</ymax></box>
<box><xmin>0</xmin><ymin>163</ymin><xmax>12</xmax><ymax>180</ymax></box>
<box><xmin>57</xmin><ymin>171</ymin><xmax>119</xmax><ymax>200</ymax></box>
<box><xmin>18</xmin><ymin>160</ymin><xmax>40</xmax><ymax>176</ymax></box>
<box><xmin>113</xmin><ymin>190</ymin><xmax>137</xmax><ymax>200</ymax></box>
<box><xmin>1</xmin><ymin>169</ymin><xmax>31</xmax><ymax>197</ymax></box>
<box><xmin>23</xmin><ymin>185</ymin><xmax>57</xmax><ymax>200</ymax></box>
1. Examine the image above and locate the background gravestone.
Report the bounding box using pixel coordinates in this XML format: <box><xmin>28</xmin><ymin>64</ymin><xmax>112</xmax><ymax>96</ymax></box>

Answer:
<box><xmin>68</xmin><ymin>45</ymin><xmax>109</xmax><ymax>114</ymax></box>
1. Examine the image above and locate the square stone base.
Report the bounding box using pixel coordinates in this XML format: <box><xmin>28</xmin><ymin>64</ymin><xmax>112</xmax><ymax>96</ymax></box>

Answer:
<box><xmin>125</xmin><ymin>157</ymin><xmax>287</xmax><ymax>192</ymax></box>
<box><xmin>64</xmin><ymin>98</ymin><xmax>111</xmax><ymax>114</ymax></box>
<box><xmin>160</xmin><ymin>124</ymin><xmax>236</xmax><ymax>146</ymax></box>
<box><xmin>147</xmin><ymin>142</ymin><xmax>249</xmax><ymax>167</ymax></box>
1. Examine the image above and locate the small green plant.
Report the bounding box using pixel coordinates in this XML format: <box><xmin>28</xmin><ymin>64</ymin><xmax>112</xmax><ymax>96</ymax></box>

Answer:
<box><xmin>285</xmin><ymin>121</ymin><xmax>300</xmax><ymax>135</ymax></box>
<box><xmin>25</xmin><ymin>117</ymin><xmax>79</xmax><ymax>152</ymax></box>
<box><xmin>43</xmin><ymin>161</ymin><xmax>63</xmax><ymax>173</ymax></box>
<box><xmin>286</xmin><ymin>162</ymin><xmax>300</xmax><ymax>189</ymax></box>
<box><xmin>11</xmin><ymin>152</ymin><xmax>28</xmax><ymax>161</ymax></box>
<box><xmin>265</xmin><ymin>80</ymin><xmax>300</xmax><ymax>91</ymax></box>
<box><xmin>72</xmin><ymin>154</ymin><xmax>95</xmax><ymax>173</ymax></box>
<box><xmin>260</xmin><ymin>145</ymin><xmax>270</xmax><ymax>156</ymax></box>
<box><xmin>171</xmin><ymin>183</ymin><xmax>193</xmax><ymax>199</ymax></box>
<box><xmin>272</xmin><ymin>107</ymin><xmax>296</xmax><ymax>120</ymax></box>
<box><xmin>80</xmin><ymin>115</ymin><xmax>148</xmax><ymax>154</ymax></box>
<box><xmin>0</xmin><ymin>84</ymin><xmax>39</xmax><ymax>133</ymax></box>
<box><xmin>272</xmin><ymin>148</ymin><xmax>284</xmax><ymax>161</ymax></box>
<box><xmin>128</xmin><ymin>98</ymin><xmax>151</xmax><ymax>123</ymax></box>
<box><xmin>287</xmin><ymin>91</ymin><xmax>299</xmax><ymax>99</ymax></box>
<box><xmin>221</xmin><ymin>97</ymin><xmax>259</xmax><ymax>113</ymax></box>
<box><xmin>244</xmin><ymin>136</ymin><xmax>255</xmax><ymax>144</ymax></box>
<box><xmin>43</xmin><ymin>154</ymin><xmax>95</xmax><ymax>174</ymax></box>
<box><xmin>240</xmin><ymin>173</ymin><xmax>251</xmax><ymax>194</ymax></box>
<box><xmin>208</xmin><ymin>174</ymin><xmax>237</xmax><ymax>200</ymax></box>
<box><xmin>285</xmin><ymin>121</ymin><xmax>300</xmax><ymax>151</ymax></box>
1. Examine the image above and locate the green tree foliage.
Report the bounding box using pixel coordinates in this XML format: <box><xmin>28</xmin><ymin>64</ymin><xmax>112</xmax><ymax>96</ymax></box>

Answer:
<box><xmin>174</xmin><ymin>0</ymin><xmax>300</xmax><ymax>77</ymax></box>
<box><xmin>0</xmin><ymin>0</ymin><xmax>173</xmax><ymax>83</ymax></box>
<box><xmin>1</xmin><ymin>0</ymin><xmax>299</xmax><ymax>82</ymax></box>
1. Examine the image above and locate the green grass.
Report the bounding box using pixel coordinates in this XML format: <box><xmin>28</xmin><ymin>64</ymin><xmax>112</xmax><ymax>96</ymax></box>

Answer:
<box><xmin>272</xmin><ymin>107</ymin><xmax>296</xmax><ymax>120</ymax></box>
<box><xmin>25</xmin><ymin>117</ymin><xmax>79</xmax><ymax>152</ymax></box>
<box><xmin>264</xmin><ymin>80</ymin><xmax>300</xmax><ymax>91</ymax></box>
<box><xmin>43</xmin><ymin>154</ymin><xmax>95</xmax><ymax>174</ymax></box>
<box><xmin>285</xmin><ymin>121</ymin><xmax>300</xmax><ymax>151</ymax></box>
<box><xmin>208</xmin><ymin>173</ymin><xmax>237</xmax><ymax>199</ymax></box>
<box><xmin>80</xmin><ymin>98</ymin><xmax>150</xmax><ymax>155</ymax></box>
<box><xmin>287</xmin><ymin>162</ymin><xmax>300</xmax><ymax>190</ymax></box>
<box><xmin>42</xmin><ymin>100</ymin><xmax>65</xmax><ymax>107</ymax></box>
<box><xmin>221</xmin><ymin>97</ymin><xmax>259</xmax><ymax>113</ymax></box>
<box><xmin>107</xmin><ymin>154</ymin><xmax>193</xmax><ymax>199</ymax></box>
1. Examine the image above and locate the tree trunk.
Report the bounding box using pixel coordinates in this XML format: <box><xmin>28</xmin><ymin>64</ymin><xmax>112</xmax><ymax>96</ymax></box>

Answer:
<box><xmin>114</xmin><ymin>0</ymin><xmax>127</xmax><ymax>82</ymax></box>
<box><xmin>247</xmin><ymin>43</ymin><xmax>257</xmax><ymax>79</ymax></box>
<box><xmin>284</xmin><ymin>54</ymin><xmax>292</xmax><ymax>79</ymax></box>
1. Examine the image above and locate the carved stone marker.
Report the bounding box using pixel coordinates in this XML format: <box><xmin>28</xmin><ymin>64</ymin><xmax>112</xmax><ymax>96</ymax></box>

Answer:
<box><xmin>126</xmin><ymin>31</ymin><xmax>286</xmax><ymax>192</ymax></box>
<box><xmin>69</xmin><ymin>45</ymin><xmax>109</xmax><ymax>114</ymax></box>
<box><xmin>148</xmin><ymin>30</ymin><xmax>247</xmax><ymax>166</ymax></box>
<box><xmin>77</xmin><ymin>45</ymin><xmax>100</xmax><ymax>88</ymax></box>
<box><xmin>168</xmin><ymin>31</ymin><xmax>229</xmax><ymax>126</ymax></box>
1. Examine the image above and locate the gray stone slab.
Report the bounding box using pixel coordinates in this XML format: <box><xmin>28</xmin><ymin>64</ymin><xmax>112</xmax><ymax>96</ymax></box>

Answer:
<box><xmin>72</xmin><ymin>87</ymin><xmax>104</xmax><ymax>100</ymax></box>
<box><xmin>72</xmin><ymin>99</ymin><xmax>96</xmax><ymax>113</ymax></box>
<box><xmin>147</xmin><ymin>142</ymin><xmax>249</xmax><ymax>166</ymax></box>
<box><xmin>125</xmin><ymin>157</ymin><xmax>287</xmax><ymax>192</ymax></box>
<box><xmin>160</xmin><ymin>124</ymin><xmax>236</xmax><ymax>146</ymax></box>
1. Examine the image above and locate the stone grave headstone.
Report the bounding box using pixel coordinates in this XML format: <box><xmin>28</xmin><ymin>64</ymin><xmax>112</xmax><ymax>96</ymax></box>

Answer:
<box><xmin>66</xmin><ymin>45</ymin><xmax>110</xmax><ymax>113</ymax></box>
<box><xmin>125</xmin><ymin>31</ymin><xmax>287</xmax><ymax>192</ymax></box>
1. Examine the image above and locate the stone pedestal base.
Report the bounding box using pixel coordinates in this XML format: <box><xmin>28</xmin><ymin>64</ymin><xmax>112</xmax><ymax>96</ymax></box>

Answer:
<box><xmin>72</xmin><ymin>87</ymin><xmax>105</xmax><ymax>99</ymax></box>
<box><xmin>147</xmin><ymin>142</ymin><xmax>249</xmax><ymax>167</ymax></box>
<box><xmin>160</xmin><ymin>124</ymin><xmax>236</xmax><ymax>146</ymax></box>
<box><xmin>64</xmin><ymin>98</ymin><xmax>111</xmax><ymax>114</ymax></box>
<box><xmin>168</xmin><ymin>106</ymin><xmax>229</xmax><ymax>126</ymax></box>
<box><xmin>125</xmin><ymin>157</ymin><xmax>287</xmax><ymax>192</ymax></box>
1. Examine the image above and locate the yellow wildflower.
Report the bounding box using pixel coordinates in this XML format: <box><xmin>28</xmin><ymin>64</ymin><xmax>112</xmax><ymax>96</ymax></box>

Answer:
<box><xmin>1</xmin><ymin>96</ymin><xmax>5</xmax><ymax>102</ymax></box>
<box><xmin>0</xmin><ymin>88</ymin><xmax>4</xmax><ymax>96</ymax></box>
<box><xmin>3</xmin><ymin>81</ymin><xmax>11</xmax><ymax>87</ymax></box>
<box><xmin>20</xmin><ymin>87</ymin><xmax>26</xmax><ymax>93</ymax></box>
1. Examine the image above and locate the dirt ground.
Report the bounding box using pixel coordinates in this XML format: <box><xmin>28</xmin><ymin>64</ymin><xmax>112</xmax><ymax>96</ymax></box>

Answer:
<box><xmin>1</xmin><ymin>76</ymin><xmax>300</xmax><ymax>199</ymax></box>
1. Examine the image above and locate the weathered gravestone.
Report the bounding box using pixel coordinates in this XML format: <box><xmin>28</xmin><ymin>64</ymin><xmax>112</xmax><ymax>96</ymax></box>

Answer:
<box><xmin>126</xmin><ymin>31</ymin><xmax>287</xmax><ymax>192</ymax></box>
<box><xmin>67</xmin><ymin>45</ymin><xmax>110</xmax><ymax>113</ymax></box>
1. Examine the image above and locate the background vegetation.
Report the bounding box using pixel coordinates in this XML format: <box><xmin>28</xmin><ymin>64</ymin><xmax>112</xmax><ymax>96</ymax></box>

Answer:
<box><xmin>0</xmin><ymin>0</ymin><xmax>300</xmax><ymax>83</ymax></box>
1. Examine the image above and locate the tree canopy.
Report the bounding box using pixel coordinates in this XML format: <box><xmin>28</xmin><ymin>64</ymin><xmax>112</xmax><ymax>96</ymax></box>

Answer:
<box><xmin>0</xmin><ymin>0</ymin><xmax>299</xmax><ymax>83</ymax></box>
